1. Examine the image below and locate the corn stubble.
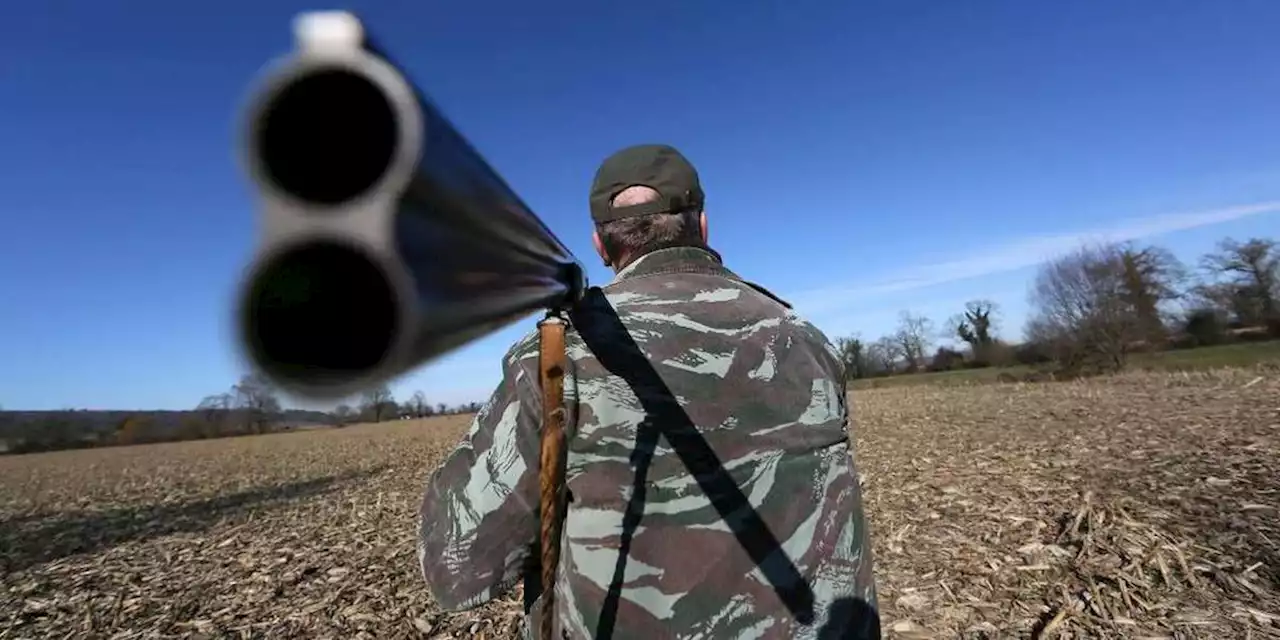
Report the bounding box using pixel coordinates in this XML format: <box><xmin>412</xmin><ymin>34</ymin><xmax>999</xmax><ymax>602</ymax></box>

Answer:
<box><xmin>2</xmin><ymin>367</ymin><xmax>1278</xmax><ymax>639</ymax></box>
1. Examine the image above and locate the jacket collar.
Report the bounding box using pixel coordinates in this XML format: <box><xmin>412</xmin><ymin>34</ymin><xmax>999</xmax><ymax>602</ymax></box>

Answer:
<box><xmin>609</xmin><ymin>246</ymin><xmax>731</xmax><ymax>284</ymax></box>
<box><xmin>603</xmin><ymin>245</ymin><xmax>793</xmax><ymax>309</ymax></box>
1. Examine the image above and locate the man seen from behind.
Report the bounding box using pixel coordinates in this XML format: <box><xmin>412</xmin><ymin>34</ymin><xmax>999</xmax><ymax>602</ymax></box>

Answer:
<box><xmin>418</xmin><ymin>144</ymin><xmax>880</xmax><ymax>639</ymax></box>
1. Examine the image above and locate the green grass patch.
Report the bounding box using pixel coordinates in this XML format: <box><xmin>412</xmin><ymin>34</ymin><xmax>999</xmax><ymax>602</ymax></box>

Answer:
<box><xmin>1133</xmin><ymin>340</ymin><xmax>1280</xmax><ymax>370</ymax></box>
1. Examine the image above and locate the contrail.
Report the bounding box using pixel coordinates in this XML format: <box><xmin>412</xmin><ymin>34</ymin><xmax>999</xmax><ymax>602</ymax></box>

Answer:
<box><xmin>788</xmin><ymin>199</ymin><xmax>1280</xmax><ymax>316</ymax></box>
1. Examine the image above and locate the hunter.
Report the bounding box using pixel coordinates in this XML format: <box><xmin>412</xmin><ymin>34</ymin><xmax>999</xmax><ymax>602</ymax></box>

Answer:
<box><xmin>418</xmin><ymin>144</ymin><xmax>880</xmax><ymax>639</ymax></box>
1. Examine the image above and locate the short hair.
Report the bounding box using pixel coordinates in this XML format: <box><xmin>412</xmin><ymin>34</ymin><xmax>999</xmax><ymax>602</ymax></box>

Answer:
<box><xmin>596</xmin><ymin>185</ymin><xmax>702</xmax><ymax>262</ymax></box>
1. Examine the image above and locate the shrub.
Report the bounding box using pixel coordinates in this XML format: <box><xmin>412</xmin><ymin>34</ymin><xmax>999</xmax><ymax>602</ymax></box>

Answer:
<box><xmin>1013</xmin><ymin>341</ymin><xmax>1054</xmax><ymax>366</ymax></box>
<box><xmin>1182</xmin><ymin>308</ymin><xmax>1227</xmax><ymax>347</ymax></box>
<box><xmin>929</xmin><ymin>347</ymin><xmax>966</xmax><ymax>372</ymax></box>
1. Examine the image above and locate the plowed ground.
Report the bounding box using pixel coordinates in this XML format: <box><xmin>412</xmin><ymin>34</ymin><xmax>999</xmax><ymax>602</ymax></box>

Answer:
<box><xmin>2</xmin><ymin>368</ymin><xmax>1277</xmax><ymax>638</ymax></box>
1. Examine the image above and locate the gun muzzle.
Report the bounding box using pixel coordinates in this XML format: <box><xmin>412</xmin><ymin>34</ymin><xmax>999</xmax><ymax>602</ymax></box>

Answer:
<box><xmin>235</xmin><ymin>12</ymin><xmax>585</xmax><ymax>400</ymax></box>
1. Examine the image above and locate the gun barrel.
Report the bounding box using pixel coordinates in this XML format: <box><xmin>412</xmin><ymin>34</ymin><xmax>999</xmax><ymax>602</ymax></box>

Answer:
<box><xmin>235</xmin><ymin>12</ymin><xmax>584</xmax><ymax>400</ymax></box>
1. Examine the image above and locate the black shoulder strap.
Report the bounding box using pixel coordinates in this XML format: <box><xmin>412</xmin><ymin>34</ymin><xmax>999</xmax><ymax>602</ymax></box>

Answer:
<box><xmin>743</xmin><ymin>280</ymin><xmax>793</xmax><ymax>309</ymax></box>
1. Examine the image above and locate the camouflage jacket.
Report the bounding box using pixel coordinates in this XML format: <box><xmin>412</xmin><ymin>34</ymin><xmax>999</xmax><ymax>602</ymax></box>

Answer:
<box><xmin>418</xmin><ymin>246</ymin><xmax>879</xmax><ymax>639</ymax></box>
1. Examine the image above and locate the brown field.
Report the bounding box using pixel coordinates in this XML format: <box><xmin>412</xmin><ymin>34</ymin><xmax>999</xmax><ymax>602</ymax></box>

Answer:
<box><xmin>2</xmin><ymin>368</ymin><xmax>1278</xmax><ymax>639</ymax></box>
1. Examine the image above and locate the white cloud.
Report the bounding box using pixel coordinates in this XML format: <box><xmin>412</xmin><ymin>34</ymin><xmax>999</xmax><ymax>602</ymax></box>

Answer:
<box><xmin>788</xmin><ymin>199</ymin><xmax>1280</xmax><ymax>317</ymax></box>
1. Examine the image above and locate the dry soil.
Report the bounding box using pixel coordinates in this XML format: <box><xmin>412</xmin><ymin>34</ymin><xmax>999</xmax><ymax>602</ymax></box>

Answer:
<box><xmin>1</xmin><ymin>368</ymin><xmax>1277</xmax><ymax>639</ymax></box>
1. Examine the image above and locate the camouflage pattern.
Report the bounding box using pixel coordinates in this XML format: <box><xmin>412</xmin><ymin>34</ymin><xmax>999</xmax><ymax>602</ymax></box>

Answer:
<box><xmin>418</xmin><ymin>246</ymin><xmax>879</xmax><ymax>639</ymax></box>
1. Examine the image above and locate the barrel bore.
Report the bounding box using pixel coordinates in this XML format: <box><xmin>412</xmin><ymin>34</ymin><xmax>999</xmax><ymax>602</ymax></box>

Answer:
<box><xmin>242</xmin><ymin>240</ymin><xmax>400</xmax><ymax>387</ymax></box>
<box><xmin>255</xmin><ymin>69</ymin><xmax>398</xmax><ymax>206</ymax></box>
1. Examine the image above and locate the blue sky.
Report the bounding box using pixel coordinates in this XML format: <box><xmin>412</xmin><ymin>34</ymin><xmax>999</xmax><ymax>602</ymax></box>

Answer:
<box><xmin>2</xmin><ymin>0</ymin><xmax>1278</xmax><ymax>411</ymax></box>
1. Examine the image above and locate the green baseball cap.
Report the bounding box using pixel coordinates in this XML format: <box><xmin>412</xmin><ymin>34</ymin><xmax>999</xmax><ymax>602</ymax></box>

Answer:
<box><xmin>589</xmin><ymin>144</ymin><xmax>705</xmax><ymax>223</ymax></box>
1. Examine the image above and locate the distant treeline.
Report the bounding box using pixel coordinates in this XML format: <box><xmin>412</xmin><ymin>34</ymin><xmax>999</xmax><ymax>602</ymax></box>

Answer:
<box><xmin>0</xmin><ymin>378</ymin><xmax>482</xmax><ymax>455</ymax></box>
<box><xmin>834</xmin><ymin>235</ymin><xmax>1280</xmax><ymax>380</ymax></box>
<box><xmin>5</xmin><ymin>235</ymin><xmax>1276</xmax><ymax>454</ymax></box>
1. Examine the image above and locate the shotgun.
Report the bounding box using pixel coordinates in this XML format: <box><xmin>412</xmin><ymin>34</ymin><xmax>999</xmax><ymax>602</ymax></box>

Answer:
<box><xmin>232</xmin><ymin>12</ymin><xmax>582</xmax><ymax>639</ymax></box>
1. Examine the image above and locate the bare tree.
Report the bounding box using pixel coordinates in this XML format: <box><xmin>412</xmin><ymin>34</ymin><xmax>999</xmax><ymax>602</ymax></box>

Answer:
<box><xmin>945</xmin><ymin>299</ymin><xmax>1004</xmax><ymax>364</ymax></box>
<box><xmin>894</xmin><ymin>311</ymin><xmax>934</xmax><ymax>373</ymax></box>
<box><xmin>195</xmin><ymin>392</ymin><xmax>234</xmax><ymax>437</ymax></box>
<box><xmin>1189</xmin><ymin>281</ymin><xmax>1240</xmax><ymax>320</ymax></box>
<box><xmin>197</xmin><ymin>393</ymin><xmax>232</xmax><ymax>420</ymax></box>
<box><xmin>834</xmin><ymin>336</ymin><xmax>870</xmax><ymax>381</ymax></box>
<box><xmin>1199</xmin><ymin>237</ymin><xmax>1279</xmax><ymax>326</ymax></box>
<box><xmin>952</xmin><ymin>298</ymin><xmax>1008</xmax><ymax>366</ymax></box>
<box><xmin>232</xmin><ymin>373</ymin><xmax>281</xmax><ymax>434</ymax></box>
<box><xmin>361</xmin><ymin>385</ymin><xmax>396</xmax><ymax>422</ymax></box>
<box><xmin>1116</xmin><ymin>242</ymin><xmax>1187</xmax><ymax>345</ymax></box>
<box><xmin>1026</xmin><ymin>243</ymin><xmax>1140</xmax><ymax>373</ymax></box>
<box><xmin>407</xmin><ymin>391</ymin><xmax>433</xmax><ymax>418</ymax></box>
<box><xmin>946</xmin><ymin>300</ymin><xmax>999</xmax><ymax>347</ymax></box>
<box><xmin>866</xmin><ymin>336</ymin><xmax>903</xmax><ymax>374</ymax></box>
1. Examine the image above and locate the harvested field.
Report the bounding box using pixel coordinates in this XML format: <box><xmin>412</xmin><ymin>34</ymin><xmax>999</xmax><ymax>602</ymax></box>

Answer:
<box><xmin>858</xmin><ymin>367</ymin><xmax>1279</xmax><ymax>639</ymax></box>
<box><xmin>2</xmin><ymin>368</ymin><xmax>1278</xmax><ymax>639</ymax></box>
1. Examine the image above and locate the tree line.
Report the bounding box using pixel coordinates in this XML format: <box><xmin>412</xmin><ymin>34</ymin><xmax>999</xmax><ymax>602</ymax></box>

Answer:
<box><xmin>4</xmin><ymin>235</ymin><xmax>1275</xmax><ymax>454</ymax></box>
<box><xmin>326</xmin><ymin>385</ymin><xmax>483</xmax><ymax>427</ymax></box>
<box><xmin>834</xmin><ymin>235</ymin><xmax>1280</xmax><ymax>380</ymax></box>
<box><xmin>0</xmin><ymin>375</ymin><xmax>484</xmax><ymax>455</ymax></box>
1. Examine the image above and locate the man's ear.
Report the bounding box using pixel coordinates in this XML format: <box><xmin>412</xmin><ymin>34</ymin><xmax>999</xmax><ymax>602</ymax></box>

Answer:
<box><xmin>699</xmin><ymin>211</ymin><xmax>708</xmax><ymax>244</ymax></box>
<box><xmin>592</xmin><ymin>229</ymin><xmax>612</xmax><ymax>267</ymax></box>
